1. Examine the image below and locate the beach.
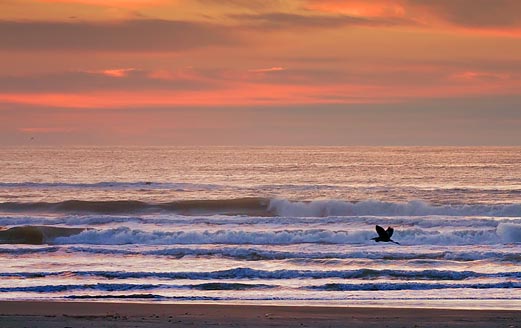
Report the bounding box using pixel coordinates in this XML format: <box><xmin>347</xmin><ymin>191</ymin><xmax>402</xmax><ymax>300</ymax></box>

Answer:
<box><xmin>1</xmin><ymin>301</ymin><xmax>520</xmax><ymax>327</ymax></box>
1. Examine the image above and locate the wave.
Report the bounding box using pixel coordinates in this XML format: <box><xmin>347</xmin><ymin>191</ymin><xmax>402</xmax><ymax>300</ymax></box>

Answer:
<box><xmin>65</xmin><ymin>294</ymin><xmax>223</xmax><ymax>301</ymax></box>
<box><xmin>0</xmin><ymin>198</ymin><xmax>271</xmax><ymax>216</ymax></box>
<box><xmin>4</xmin><ymin>244</ymin><xmax>520</xmax><ymax>262</ymax></box>
<box><xmin>1</xmin><ymin>281</ymin><xmax>518</xmax><ymax>294</ymax></box>
<box><xmin>496</xmin><ymin>223</ymin><xmax>521</xmax><ymax>243</ymax></box>
<box><xmin>2</xmin><ymin>198</ymin><xmax>521</xmax><ymax>217</ymax></box>
<box><xmin>104</xmin><ymin>247</ymin><xmax>521</xmax><ymax>262</ymax></box>
<box><xmin>0</xmin><ymin>282</ymin><xmax>273</xmax><ymax>293</ymax></box>
<box><xmin>269</xmin><ymin>199</ymin><xmax>521</xmax><ymax>217</ymax></box>
<box><xmin>53</xmin><ymin>224</ymin><xmax>521</xmax><ymax>246</ymax></box>
<box><xmin>1</xmin><ymin>225</ymin><xmax>518</xmax><ymax>249</ymax></box>
<box><xmin>2</xmin><ymin>215</ymin><xmax>516</xmax><ymax>229</ymax></box>
<box><xmin>64</xmin><ymin>294</ymin><xmax>521</xmax><ymax>301</ymax></box>
<box><xmin>308</xmin><ymin>282</ymin><xmax>521</xmax><ymax>291</ymax></box>
<box><xmin>3</xmin><ymin>268</ymin><xmax>520</xmax><ymax>281</ymax></box>
<box><xmin>55</xmin><ymin>227</ymin><xmax>362</xmax><ymax>245</ymax></box>
<box><xmin>67</xmin><ymin>294</ymin><xmax>165</xmax><ymax>300</ymax></box>
<box><xmin>0</xmin><ymin>226</ymin><xmax>84</xmax><ymax>244</ymax></box>
<box><xmin>0</xmin><ymin>246</ymin><xmax>60</xmax><ymax>255</ymax></box>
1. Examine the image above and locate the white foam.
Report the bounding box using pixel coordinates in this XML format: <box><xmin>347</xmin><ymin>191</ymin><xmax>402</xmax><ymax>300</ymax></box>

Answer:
<box><xmin>2</xmin><ymin>214</ymin><xmax>514</xmax><ymax>228</ymax></box>
<box><xmin>497</xmin><ymin>223</ymin><xmax>521</xmax><ymax>243</ymax></box>
<box><xmin>269</xmin><ymin>199</ymin><xmax>521</xmax><ymax>217</ymax></box>
<box><xmin>53</xmin><ymin>225</ymin><xmax>519</xmax><ymax>246</ymax></box>
<box><xmin>55</xmin><ymin>227</ymin><xmax>370</xmax><ymax>245</ymax></box>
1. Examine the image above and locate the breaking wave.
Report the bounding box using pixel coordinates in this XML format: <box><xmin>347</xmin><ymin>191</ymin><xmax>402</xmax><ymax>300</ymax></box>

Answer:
<box><xmin>53</xmin><ymin>224</ymin><xmax>521</xmax><ymax>246</ymax></box>
<box><xmin>2</xmin><ymin>215</ymin><xmax>518</xmax><ymax>229</ymax></box>
<box><xmin>1</xmin><ymin>198</ymin><xmax>520</xmax><ymax>217</ymax></box>
<box><xmin>269</xmin><ymin>199</ymin><xmax>521</xmax><ymax>217</ymax></box>
<box><xmin>2</xmin><ymin>222</ymin><xmax>520</xmax><ymax>246</ymax></box>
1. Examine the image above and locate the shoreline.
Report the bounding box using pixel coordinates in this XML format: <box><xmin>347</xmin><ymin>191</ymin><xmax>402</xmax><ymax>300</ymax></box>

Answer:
<box><xmin>1</xmin><ymin>301</ymin><xmax>521</xmax><ymax>327</ymax></box>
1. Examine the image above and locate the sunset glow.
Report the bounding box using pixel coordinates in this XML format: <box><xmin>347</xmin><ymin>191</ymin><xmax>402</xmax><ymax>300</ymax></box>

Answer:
<box><xmin>1</xmin><ymin>0</ymin><xmax>520</xmax><ymax>145</ymax></box>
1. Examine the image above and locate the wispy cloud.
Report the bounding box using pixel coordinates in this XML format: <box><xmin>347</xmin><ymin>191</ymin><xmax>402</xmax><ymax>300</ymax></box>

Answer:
<box><xmin>0</xmin><ymin>19</ymin><xmax>238</xmax><ymax>51</ymax></box>
<box><xmin>450</xmin><ymin>71</ymin><xmax>512</xmax><ymax>81</ymax></box>
<box><xmin>305</xmin><ymin>0</ymin><xmax>407</xmax><ymax>18</ymax></box>
<box><xmin>34</xmin><ymin>0</ymin><xmax>166</xmax><ymax>8</ymax></box>
<box><xmin>305</xmin><ymin>0</ymin><xmax>521</xmax><ymax>36</ymax></box>
<box><xmin>410</xmin><ymin>0</ymin><xmax>521</xmax><ymax>28</ymax></box>
<box><xmin>0</xmin><ymin>69</ymin><xmax>219</xmax><ymax>93</ymax></box>
<box><xmin>99</xmin><ymin>68</ymin><xmax>136</xmax><ymax>77</ymax></box>
<box><xmin>231</xmin><ymin>12</ymin><xmax>415</xmax><ymax>29</ymax></box>
<box><xmin>248</xmin><ymin>67</ymin><xmax>286</xmax><ymax>73</ymax></box>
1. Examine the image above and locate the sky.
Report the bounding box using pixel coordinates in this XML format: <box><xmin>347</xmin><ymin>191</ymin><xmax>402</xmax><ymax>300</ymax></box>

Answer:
<box><xmin>1</xmin><ymin>0</ymin><xmax>520</xmax><ymax>146</ymax></box>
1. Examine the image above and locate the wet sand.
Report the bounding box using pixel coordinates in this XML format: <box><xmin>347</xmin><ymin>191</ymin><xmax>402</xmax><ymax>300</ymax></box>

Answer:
<box><xmin>0</xmin><ymin>301</ymin><xmax>520</xmax><ymax>327</ymax></box>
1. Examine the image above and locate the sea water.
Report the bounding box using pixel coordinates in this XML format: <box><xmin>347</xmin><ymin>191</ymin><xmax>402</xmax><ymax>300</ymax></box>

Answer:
<box><xmin>0</xmin><ymin>146</ymin><xmax>520</xmax><ymax>309</ymax></box>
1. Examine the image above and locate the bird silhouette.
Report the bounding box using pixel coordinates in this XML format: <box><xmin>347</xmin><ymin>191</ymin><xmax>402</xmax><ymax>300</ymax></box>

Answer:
<box><xmin>371</xmin><ymin>225</ymin><xmax>400</xmax><ymax>244</ymax></box>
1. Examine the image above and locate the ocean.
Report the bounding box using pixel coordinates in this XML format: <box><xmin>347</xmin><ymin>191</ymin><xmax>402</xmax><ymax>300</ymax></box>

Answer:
<box><xmin>0</xmin><ymin>146</ymin><xmax>520</xmax><ymax>309</ymax></box>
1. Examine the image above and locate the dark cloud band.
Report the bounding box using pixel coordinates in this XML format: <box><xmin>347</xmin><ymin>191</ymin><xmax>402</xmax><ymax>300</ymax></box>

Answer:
<box><xmin>0</xmin><ymin>19</ymin><xmax>237</xmax><ymax>51</ymax></box>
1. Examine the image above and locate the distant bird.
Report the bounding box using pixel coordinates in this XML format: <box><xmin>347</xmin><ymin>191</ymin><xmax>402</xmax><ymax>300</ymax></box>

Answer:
<box><xmin>371</xmin><ymin>225</ymin><xmax>400</xmax><ymax>244</ymax></box>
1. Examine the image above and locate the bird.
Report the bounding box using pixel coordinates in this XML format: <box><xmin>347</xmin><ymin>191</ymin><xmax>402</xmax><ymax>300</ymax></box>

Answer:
<box><xmin>371</xmin><ymin>225</ymin><xmax>400</xmax><ymax>244</ymax></box>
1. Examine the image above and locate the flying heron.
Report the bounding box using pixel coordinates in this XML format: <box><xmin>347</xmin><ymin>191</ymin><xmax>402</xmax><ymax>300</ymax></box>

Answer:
<box><xmin>371</xmin><ymin>225</ymin><xmax>400</xmax><ymax>245</ymax></box>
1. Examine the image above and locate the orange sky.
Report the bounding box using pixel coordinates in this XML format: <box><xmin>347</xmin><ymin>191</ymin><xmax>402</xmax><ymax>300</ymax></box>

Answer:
<box><xmin>1</xmin><ymin>0</ymin><xmax>521</xmax><ymax>145</ymax></box>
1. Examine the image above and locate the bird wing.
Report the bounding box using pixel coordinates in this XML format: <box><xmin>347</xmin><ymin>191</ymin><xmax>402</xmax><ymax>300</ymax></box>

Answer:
<box><xmin>386</xmin><ymin>227</ymin><xmax>394</xmax><ymax>238</ymax></box>
<box><xmin>375</xmin><ymin>225</ymin><xmax>387</xmax><ymax>238</ymax></box>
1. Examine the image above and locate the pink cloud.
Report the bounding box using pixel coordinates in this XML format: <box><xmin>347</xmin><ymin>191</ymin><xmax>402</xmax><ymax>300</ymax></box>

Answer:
<box><xmin>78</xmin><ymin>68</ymin><xmax>137</xmax><ymax>78</ymax></box>
<box><xmin>248</xmin><ymin>67</ymin><xmax>286</xmax><ymax>73</ymax></box>
<box><xmin>305</xmin><ymin>0</ymin><xmax>521</xmax><ymax>37</ymax></box>
<box><xmin>98</xmin><ymin>68</ymin><xmax>136</xmax><ymax>78</ymax></box>
<box><xmin>450</xmin><ymin>71</ymin><xmax>512</xmax><ymax>81</ymax></box>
